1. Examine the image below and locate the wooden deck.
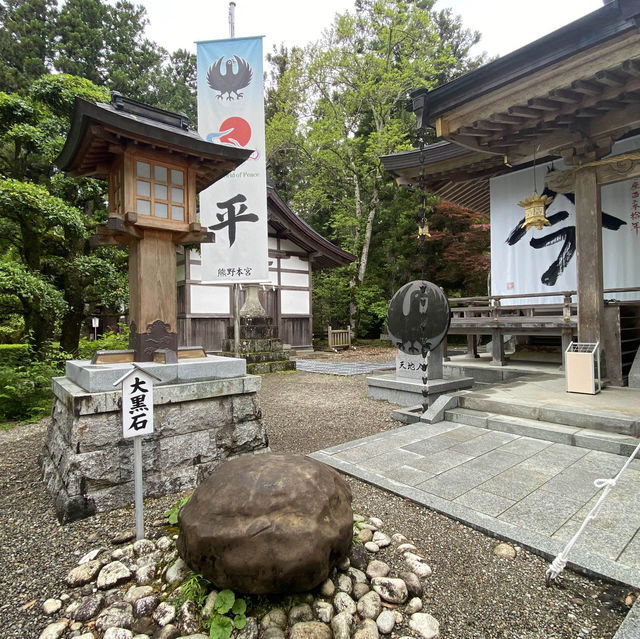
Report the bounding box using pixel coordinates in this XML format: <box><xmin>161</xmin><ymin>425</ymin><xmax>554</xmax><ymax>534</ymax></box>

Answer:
<box><xmin>444</xmin><ymin>289</ymin><xmax>640</xmax><ymax>382</ymax></box>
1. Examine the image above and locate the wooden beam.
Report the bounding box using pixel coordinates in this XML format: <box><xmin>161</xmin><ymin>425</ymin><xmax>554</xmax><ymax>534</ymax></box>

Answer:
<box><xmin>574</xmin><ymin>107</ymin><xmax>601</xmax><ymax>118</ymax></box>
<box><xmin>593</xmin><ymin>99</ymin><xmax>626</xmax><ymax>111</ymax></box>
<box><xmin>622</xmin><ymin>59</ymin><xmax>640</xmax><ymax>78</ymax></box>
<box><xmin>489</xmin><ymin>113</ymin><xmax>524</xmax><ymax>125</ymax></box>
<box><xmin>572</xmin><ymin>80</ymin><xmax>603</xmax><ymax>96</ymax></box>
<box><xmin>458</xmin><ymin>126</ymin><xmax>493</xmax><ymax>137</ymax></box>
<box><xmin>595</xmin><ymin>69</ymin><xmax>626</xmax><ymax>87</ymax></box>
<box><xmin>548</xmin><ymin>88</ymin><xmax>582</xmax><ymax>103</ymax></box>
<box><xmin>617</xmin><ymin>90</ymin><xmax>640</xmax><ymax>103</ymax></box>
<box><xmin>528</xmin><ymin>97</ymin><xmax>561</xmax><ymax>111</ymax></box>
<box><xmin>594</xmin><ymin>155</ymin><xmax>640</xmax><ymax>187</ymax></box>
<box><xmin>472</xmin><ymin>119</ymin><xmax>506</xmax><ymax>131</ymax></box>
<box><xmin>546</xmin><ymin>153</ymin><xmax>640</xmax><ymax>193</ymax></box>
<box><xmin>106</xmin><ymin>216</ymin><xmax>143</xmax><ymax>239</ymax></box>
<box><xmin>508</xmin><ymin>105</ymin><xmax>543</xmax><ymax>119</ymax></box>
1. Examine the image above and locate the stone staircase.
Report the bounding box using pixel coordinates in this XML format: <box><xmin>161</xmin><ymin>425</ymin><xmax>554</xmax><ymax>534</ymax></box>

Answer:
<box><xmin>221</xmin><ymin>317</ymin><xmax>296</xmax><ymax>375</ymax></box>
<box><xmin>443</xmin><ymin>395</ymin><xmax>639</xmax><ymax>458</ymax></box>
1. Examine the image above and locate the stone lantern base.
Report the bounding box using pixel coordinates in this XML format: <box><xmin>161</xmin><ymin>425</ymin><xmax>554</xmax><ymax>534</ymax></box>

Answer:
<box><xmin>222</xmin><ymin>317</ymin><xmax>296</xmax><ymax>375</ymax></box>
<box><xmin>41</xmin><ymin>355</ymin><xmax>268</xmax><ymax>523</ymax></box>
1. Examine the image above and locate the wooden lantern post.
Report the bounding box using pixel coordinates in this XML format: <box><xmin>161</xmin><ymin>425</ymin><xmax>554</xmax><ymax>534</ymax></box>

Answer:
<box><xmin>58</xmin><ymin>92</ymin><xmax>251</xmax><ymax>361</ymax></box>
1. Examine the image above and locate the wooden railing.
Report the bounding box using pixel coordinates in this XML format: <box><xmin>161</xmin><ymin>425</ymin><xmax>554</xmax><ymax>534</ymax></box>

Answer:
<box><xmin>448</xmin><ymin>287</ymin><xmax>640</xmax><ymax>321</ymax></box>
<box><xmin>328</xmin><ymin>325</ymin><xmax>351</xmax><ymax>350</ymax></box>
<box><xmin>445</xmin><ymin>287</ymin><xmax>640</xmax><ymax>366</ymax></box>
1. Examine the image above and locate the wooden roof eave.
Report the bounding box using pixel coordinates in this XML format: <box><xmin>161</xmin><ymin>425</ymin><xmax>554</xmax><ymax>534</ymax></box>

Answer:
<box><xmin>409</xmin><ymin>1</ymin><xmax>640</xmax><ymax>165</ymax></box>
<box><xmin>410</xmin><ymin>0</ymin><xmax>640</xmax><ymax>124</ymax></box>
<box><xmin>57</xmin><ymin>98</ymin><xmax>252</xmax><ymax>192</ymax></box>
<box><xmin>267</xmin><ymin>186</ymin><xmax>356</xmax><ymax>269</ymax></box>
<box><xmin>381</xmin><ymin>141</ymin><xmax>508</xmax><ymax>187</ymax></box>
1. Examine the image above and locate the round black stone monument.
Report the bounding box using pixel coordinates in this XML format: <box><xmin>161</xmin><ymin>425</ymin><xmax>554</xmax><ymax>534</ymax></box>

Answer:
<box><xmin>387</xmin><ymin>280</ymin><xmax>450</xmax><ymax>355</ymax></box>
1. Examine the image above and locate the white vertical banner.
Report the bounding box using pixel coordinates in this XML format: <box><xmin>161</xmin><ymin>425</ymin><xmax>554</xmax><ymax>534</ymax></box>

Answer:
<box><xmin>197</xmin><ymin>36</ymin><xmax>268</xmax><ymax>283</ymax></box>
<box><xmin>490</xmin><ymin>135</ymin><xmax>640</xmax><ymax>305</ymax></box>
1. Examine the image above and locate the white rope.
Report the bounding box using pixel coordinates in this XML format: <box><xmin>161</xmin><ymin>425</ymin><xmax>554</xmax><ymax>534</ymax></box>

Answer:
<box><xmin>545</xmin><ymin>439</ymin><xmax>640</xmax><ymax>585</ymax></box>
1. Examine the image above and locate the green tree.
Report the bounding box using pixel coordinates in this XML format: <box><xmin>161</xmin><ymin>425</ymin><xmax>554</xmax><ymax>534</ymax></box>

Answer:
<box><xmin>0</xmin><ymin>0</ymin><xmax>55</xmax><ymax>94</ymax></box>
<box><xmin>53</xmin><ymin>0</ymin><xmax>109</xmax><ymax>84</ymax></box>
<box><xmin>54</xmin><ymin>0</ymin><xmax>165</xmax><ymax>101</ymax></box>
<box><xmin>0</xmin><ymin>75</ymin><xmax>128</xmax><ymax>355</ymax></box>
<box><xmin>266</xmin><ymin>0</ymin><xmax>486</xmax><ymax>335</ymax></box>
<box><xmin>151</xmin><ymin>48</ymin><xmax>197</xmax><ymax>124</ymax></box>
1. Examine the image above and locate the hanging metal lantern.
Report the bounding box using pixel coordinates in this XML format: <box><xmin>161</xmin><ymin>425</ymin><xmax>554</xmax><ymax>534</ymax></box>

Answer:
<box><xmin>417</xmin><ymin>220</ymin><xmax>431</xmax><ymax>238</ymax></box>
<box><xmin>519</xmin><ymin>191</ymin><xmax>554</xmax><ymax>232</ymax></box>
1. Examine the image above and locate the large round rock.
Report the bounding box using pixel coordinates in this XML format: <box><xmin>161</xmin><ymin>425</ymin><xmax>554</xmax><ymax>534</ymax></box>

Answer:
<box><xmin>176</xmin><ymin>453</ymin><xmax>353</xmax><ymax>594</ymax></box>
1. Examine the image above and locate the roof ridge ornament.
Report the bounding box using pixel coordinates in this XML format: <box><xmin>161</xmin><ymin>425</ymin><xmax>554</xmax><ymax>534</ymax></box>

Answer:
<box><xmin>109</xmin><ymin>90</ymin><xmax>189</xmax><ymax>130</ymax></box>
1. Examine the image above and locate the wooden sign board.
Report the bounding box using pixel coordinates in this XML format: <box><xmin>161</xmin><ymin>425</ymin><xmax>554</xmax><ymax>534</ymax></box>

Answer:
<box><xmin>121</xmin><ymin>369</ymin><xmax>155</xmax><ymax>438</ymax></box>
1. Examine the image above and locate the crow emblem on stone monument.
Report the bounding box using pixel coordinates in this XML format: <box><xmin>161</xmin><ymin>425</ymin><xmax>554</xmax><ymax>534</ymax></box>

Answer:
<box><xmin>206</xmin><ymin>55</ymin><xmax>253</xmax><ymax>100</ymax></box>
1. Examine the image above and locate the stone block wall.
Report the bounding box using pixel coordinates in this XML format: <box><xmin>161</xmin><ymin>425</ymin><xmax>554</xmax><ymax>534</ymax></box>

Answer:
<box><xmin>42</xmin><ymin>375</ymin><xmax>268</xmax><ymax>523</ymax></box>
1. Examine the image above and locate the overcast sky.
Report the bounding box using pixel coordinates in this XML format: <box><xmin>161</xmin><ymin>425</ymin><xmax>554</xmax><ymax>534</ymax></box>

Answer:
<box><xmin>139</xmin><ymin>0</ymin><xmax>604</xmax><ymax>59</ymax></box>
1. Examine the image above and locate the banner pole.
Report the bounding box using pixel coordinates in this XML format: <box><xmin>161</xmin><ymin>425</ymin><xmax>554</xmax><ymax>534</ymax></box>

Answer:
<box><xmin>234</xmin><ymin>283</ymin><xmax>241</xmax><ymax>356</ymax></box>
<box><xmin>229</xmin><ymin>2</ymin><xmax>236</xmax><ymax>38</ymax></box>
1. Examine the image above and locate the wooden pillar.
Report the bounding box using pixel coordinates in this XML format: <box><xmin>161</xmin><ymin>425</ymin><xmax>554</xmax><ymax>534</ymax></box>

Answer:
<box><xmin>129</xmin><ymin>229</ymin><xmax>178</xmax><ymax>361</ymax></box>
<box><xmin>490</xmin><ymin>328</ymin><xmax>505</xmax><ymax>366</ymax></box>
<box><xmin>574</xmin><ymin>167</ymin><xmax>603</xmax><ymax>344</ymax></box>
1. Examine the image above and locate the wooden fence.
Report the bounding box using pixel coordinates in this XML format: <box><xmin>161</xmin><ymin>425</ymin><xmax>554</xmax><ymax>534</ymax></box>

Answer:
<box><xmin>328</xmin><ymin>325</ymin><xmax>351</xmax><ymax>350</ymax></box>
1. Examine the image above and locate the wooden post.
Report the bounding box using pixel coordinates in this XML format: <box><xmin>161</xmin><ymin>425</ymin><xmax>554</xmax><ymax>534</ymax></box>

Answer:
<box><xmin>128</xmin><ymin>229</ymin><xmax>178</xmax><ymax>360</ymax></box>
<box><xmin>490</xmin><ymin>328</ymin><xmax>505</xmax><ymax>366</ymax></box>
<box><xmin>574</xmin><ymin>167</ymin><xmax>603</xmax><ymax>343</ymax></box>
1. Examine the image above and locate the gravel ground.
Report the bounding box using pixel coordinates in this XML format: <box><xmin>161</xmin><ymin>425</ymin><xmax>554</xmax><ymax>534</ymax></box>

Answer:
<box><xmin>0</xmin><ymin>347</ymin><xmax>635</xmax><ymax>638</ymax></box>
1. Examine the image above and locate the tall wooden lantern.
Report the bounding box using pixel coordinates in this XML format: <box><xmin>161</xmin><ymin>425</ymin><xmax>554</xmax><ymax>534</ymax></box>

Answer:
<box><xmin>57</xmin><ymin>92</ymin><xmax>252</xmax><ymax>361</ymax></box>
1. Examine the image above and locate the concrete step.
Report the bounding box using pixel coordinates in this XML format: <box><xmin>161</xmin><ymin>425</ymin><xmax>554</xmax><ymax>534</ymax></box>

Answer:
<box><xmin>457</xmin><ymin>393</ymin><xmax>639</xmax><ymax>436</ymax></box>
<box><xmin>444</xmin><ymin>407</ymin><xmax>639</xmax><ymax>457</ymax></box>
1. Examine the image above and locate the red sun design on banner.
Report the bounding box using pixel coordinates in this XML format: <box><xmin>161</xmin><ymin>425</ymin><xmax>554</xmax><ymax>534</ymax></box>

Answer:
<box><xmin>218</xmin><ymin>117</ymin><xmax>252</xmax><ymax>147</ymax></box>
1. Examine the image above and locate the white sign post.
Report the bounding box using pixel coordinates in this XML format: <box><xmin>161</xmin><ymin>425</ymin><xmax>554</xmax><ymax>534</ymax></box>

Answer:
<box><xmin>114</xmin><ymin>365</ymin><xmax>159</xmax><ymax>540</ymax></box>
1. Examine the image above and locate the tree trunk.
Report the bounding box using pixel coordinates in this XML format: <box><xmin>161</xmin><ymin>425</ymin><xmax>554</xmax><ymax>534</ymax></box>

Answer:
<box><xmin>24</xmin><ymin>306</ymin><xmax>53</xmax><ymax>360</ymax></box>
<box><xmin>348</xmin><ymin>163</ymin><xmax>363</xmax><ymax>333</ymax></box>
<box><xmin>357</xmin><ymin>179</ymin><xmax>379</xmax><ymax>286</ymax></box>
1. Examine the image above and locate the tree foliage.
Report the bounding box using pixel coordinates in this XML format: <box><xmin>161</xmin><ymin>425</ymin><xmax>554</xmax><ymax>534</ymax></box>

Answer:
<box><xmin>0</xmin><ymin>0</ymin><xmax>492</xmax><ymax>353</ymax></box>
<box><xmin>0</xmin><ymin>76</ymin><xmax>128</xmax><ymax>356</ymax></box>
<box><xmin>265</xmin><ymin>0</ymin><xmax>488</xmax><ymax>336</ymax></box>
<box><xmin>0</xmin><ymin>0</ymin><xmax>192</xmax><ymax>356</ymax></box>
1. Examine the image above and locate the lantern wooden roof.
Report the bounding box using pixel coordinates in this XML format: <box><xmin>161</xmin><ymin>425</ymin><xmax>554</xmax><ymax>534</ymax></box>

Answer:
<box><xmin>57</xmin><ymin>92</ymin><xmax>252</xmax><ymax>192</ymax></box>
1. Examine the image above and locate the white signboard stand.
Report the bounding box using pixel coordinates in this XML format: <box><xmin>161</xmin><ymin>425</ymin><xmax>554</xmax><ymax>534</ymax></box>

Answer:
<box><xmin>113</xmin><ymin>365</ymin><xmax>160</xmax><ymax>540</ymax></box>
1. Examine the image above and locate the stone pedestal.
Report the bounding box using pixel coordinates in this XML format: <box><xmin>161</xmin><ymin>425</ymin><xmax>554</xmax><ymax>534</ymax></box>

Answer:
<box><xmin>366</xmin><ymin>373</ymin><xmax>474</xmax><ymax>407</ymax></box>
<box><xmin>41</xmin><ymin>356</ymin><xmax>268</xmax><ymax>523</ymax></box>
<box><xmin>222</xmin><ymin>317</ymin><xmax>296</xmax><ymax>375</ymax></box>
<box><xmin>366</xmin><ymin>344</ymin><xmax>473</xmax><ymax>407</ymax></box>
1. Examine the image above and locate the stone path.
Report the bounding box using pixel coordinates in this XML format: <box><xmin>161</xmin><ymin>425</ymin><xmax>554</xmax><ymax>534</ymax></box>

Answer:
<box><xmin>295</xmin><ymin>360</ymin><xmax>395</xmax><ymax>376</ymax></box>
<box><xmin>310</xmin><ymin>420</ymin><xmax>640</xmax><ymax>588</ymax></box>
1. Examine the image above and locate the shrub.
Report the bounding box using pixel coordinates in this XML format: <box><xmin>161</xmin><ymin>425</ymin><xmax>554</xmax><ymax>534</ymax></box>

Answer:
<box><xmin>0</xmin><ymin>343</ymin><xmax>70</xmax><ymax>424</ymax></box>
<box><xmin>76</xmin><ymin>324</ymin><xmax>130</xmax><ymax>360</ymax></box>
<box><xmin>0</xmin><ymin>344</ymin><xmax>30</xmax><ymax>367</ymax></box>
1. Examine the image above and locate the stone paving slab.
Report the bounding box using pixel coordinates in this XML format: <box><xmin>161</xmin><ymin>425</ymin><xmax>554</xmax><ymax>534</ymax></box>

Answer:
<box><xmin>294</xmin><ymin>359</ymin><xmax>394</xmax><ymax>375</ymax></box>
<box><xmin>309</xmin><ymin>420</ymin><xmax>640</xmax><ymax>589</ymax></box>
